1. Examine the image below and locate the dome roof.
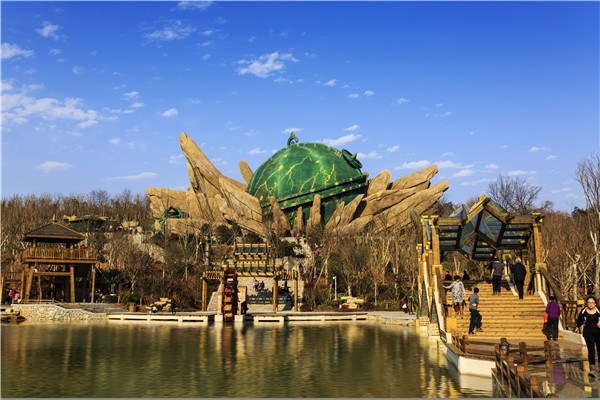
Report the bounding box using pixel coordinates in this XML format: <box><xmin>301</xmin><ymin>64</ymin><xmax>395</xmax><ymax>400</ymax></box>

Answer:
<box><xmin>247</xmin><ymin>139</ymin><xmax>368</xmax><ymax>214</ymax></box>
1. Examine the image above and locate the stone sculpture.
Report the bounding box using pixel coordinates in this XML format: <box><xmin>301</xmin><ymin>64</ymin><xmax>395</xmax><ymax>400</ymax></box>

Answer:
<box><xmin>146</xmin><ymin>132</ymin><xmax>449</xmax><ymax>236</ymax></box>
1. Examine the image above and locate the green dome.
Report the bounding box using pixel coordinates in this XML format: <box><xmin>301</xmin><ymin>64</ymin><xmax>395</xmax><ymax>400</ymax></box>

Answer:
<box><xmin>247</xmin><ymin>138</ymin><xmax>368</xmax><ymax>224</ymax></box>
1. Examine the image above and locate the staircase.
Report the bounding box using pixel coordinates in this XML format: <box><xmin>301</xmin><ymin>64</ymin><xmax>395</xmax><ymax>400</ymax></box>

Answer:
<box><xmin>445</xmin><ymin>280</ymin><xmax>547</xmax><ymax>341</ymax></box>
<box><xmin>222</xmin><ymin>268</ymin><xmax>238</xmax><ymax>321</ymax></box>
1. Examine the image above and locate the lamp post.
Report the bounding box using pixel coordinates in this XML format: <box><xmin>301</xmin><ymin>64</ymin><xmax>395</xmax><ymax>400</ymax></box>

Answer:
<box><xmin>333</xmin><ymin>276</ymin><xmax>337</xmax><ymax>301</ymax></box>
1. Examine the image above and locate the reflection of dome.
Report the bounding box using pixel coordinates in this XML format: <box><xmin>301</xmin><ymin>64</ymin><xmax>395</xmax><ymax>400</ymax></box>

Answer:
<box><xmin>247</xmin><ymin>139</ymin><xmax>368</xmax><ymax>223</ymax></box>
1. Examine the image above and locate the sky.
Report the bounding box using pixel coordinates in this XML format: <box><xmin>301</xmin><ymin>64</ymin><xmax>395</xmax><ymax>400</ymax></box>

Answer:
<box><xmin>2</xmin><ymin>1</ymin><xmax>599</xmax><ymax>212</ymax></box>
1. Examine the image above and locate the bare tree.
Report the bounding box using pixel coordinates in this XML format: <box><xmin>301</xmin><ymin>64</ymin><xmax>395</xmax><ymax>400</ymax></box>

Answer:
<box><xmin>576</xmin><ymin>154</ymin><xmax>600</xmax><ymax>298</ymax></box>
<box><xmin>488</xmin><ymin>175</ymin><xmax>542</xmax><ymax>213</ymax></box>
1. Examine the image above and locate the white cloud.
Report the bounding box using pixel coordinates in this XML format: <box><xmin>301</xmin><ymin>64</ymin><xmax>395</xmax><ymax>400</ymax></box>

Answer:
<box><xmin>322</xmin><ymin>133</ymin><xmax>361</xmax><ymax>147</ymax></box>
<box><xmin>357</xmin><ymin>151</ymin><xmax>382</xmax><ymax>160</ymax></box>
<box><xmin>201</xmin><ymin>30</ymin><xmax>215</xmax><ymax>36</ymax></box>
<box><xmin>127</xmin><ymin>142</ymin><xmax>136</xmax><ymax>150</ymax></box>
<box><xmin>438</xmin><ymin>111</ymin><xmax>453</xmax><ymax>117</ymax></box>
<box><xmin>2</xmin><ymin>89</ymin><xmax>103</xmax><ymax>129</ymax></box>
<box><xmin>1</xmin><ymin>43</ymin><xmax>34</xmax><ymax>60</ymax></box>
<box><xmin>348</xmin><ymin>93</ymin><xmax>360</xmax><ymax>99</ymax></box>
<box><xmin>248</xmin><ymin>147</ymin><xmax>266</xmax><ymax>155</ymax></box>
<box><xmin>551</xmin><ymin>187</ymin><xmax>571</xmax><ymax>194</ymax></box>
<box><xmin>363</xmin><ymin>90</ymin><xmax>375</xmax><ymax>96</ymax></box>
<box><xmin>387</xmin><ymin>145</ymin><xmax>400</xmax><ymax>153</ymax></box>
<box><xmin>436</xmin><ymin>160</ymin><xmax>462</xmax><ymax>169</ymax></box>
<box><xmin>485</xmin><ymin>163</ymin><xmax>498</xmax><ymax>170</ymax></box>
<box><xmin>37</xmin><ymin>22</ymin><xmax>61</xmax><ymax>40</ymax></box>
<box><xmin>441</xmin><ymin>152</ymin><xmax>454</xmax><ymax>158</ymax></box>
<box><xmin>506</xmin><ymin>170</ymin><xmax>536</xmax><ymax>176</ymax></box>
<box><xmin>176</xmin><ymin>1</ymin><xmax>213</xmax><ymax>11</ymax></box>
<box><xmin>161</xmin><ymin>108</ymin><xmax>178</xmax><ymax>117</ymax></box>
<box><xmin>37</xmin><ymin>161</ymin><xmax>73</xmax><ymax>172</ymax></box>
<box><xmin>202</xmin><ymin>54</ymin><xmax>211</xmax><ymax>60</ymax></box>
<box><xmin>528</xmin><ymin>146</ymin><xmax>551</xmax><ymax>152</ymax></box>
<box><xmin>123</xmin><ymin>91</ymin><xmax>139</xmax><ymax>99</ymax></box>
<box><xmin>394</xmin><ymin>160</ymin><xmax>430</xmax><ymax>170</ymax></box>
<box><xmin>343</xmin><ymin>124</ymin><xmax>360</xmax><ymax>132</ymax></box>
<box><xmin>72</xmin><ymin>66</ymin><xmax>84</xmax><ymax>75</ymax></box>
<box><xmin>436</xmin><ymin>103</ymin><xmax>444</xmax><ymax>107</ymax></box>
<box><xmin>237</xmin><ymin>52</ymin><xmax>298</xmax><ymax>78</ymax></box>
<box><xmin>49</xmin><ymin>48</ymin><xmax>62</xmax><ymax>55</ymax></box>
<box><xmin>169</xmin><ymin>154</ymin><xmax>185</xmax><ymax>164</ymax></box>
<box><xmin>393</xmin><ymin>97</ymin><xmax>410</xmax><ymax>105</ymax></box>
<box><xmin>109</xmin><ymin>138</ymin><xmax>121</xmax><ymax>145</ymax></box>
<box><xmin>324</xmin><ymin>79</ymin><xmax>336</xmax><ymax>87</ymax></box>
<box><xmin>282</xmin><ymin>127</ymin><xmax>302</xmax><ymax>134</ymax></box>
<box><xmin>145</xmin><ymin>21</ymin><xmax>196</xmax><ymax>41</ymax></box>
<box><xmin>546</xmin><ymin>155</ymin><xmax>557</xmax><ymax>160</ymax></box>
<box><xmin>130</xmin><ymin>102</ymin><xmax>144</xmax><ymax>108</ymax></box>
<box><xmin>461</xmin><ymin>178</ymin><xmax>495</xmax><ymax>187</ymax></box>
<box><xmin>452</xmin><ymin>169</ymin><xmax>474</xmax><ymax>177</ymax></box>
<box><xmin>248</xmin><ymin>36</ymin><xmax>257</xmax><ymax>43</ymax></box>
<box><xmin>105</xmin><ymin>172</ymin><xmax>158</xmax><ymax>182</ymax></box>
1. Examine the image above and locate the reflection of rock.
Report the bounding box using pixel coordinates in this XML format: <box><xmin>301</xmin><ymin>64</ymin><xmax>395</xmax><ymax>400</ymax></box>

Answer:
<box><xmin>146</xmin><ymin>133</ymin><xmax>449</xmax><ymax>237</ymax></box>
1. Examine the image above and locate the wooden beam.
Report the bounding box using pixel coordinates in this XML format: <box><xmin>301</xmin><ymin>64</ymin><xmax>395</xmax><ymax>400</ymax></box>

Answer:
<box><xmin>25</xmin><ymin>267</ymin><xmax>35</xmax><ymax>302</ymax></box>
<box><xmin>294</xmin><ymin>273</ymin><xmax>299</xmax><ymax>312</ymax></box>
<box><xmin>201</xmin><ymin>278</ymin><xmax>207</xmax><ymax>312</ymax></box>
<box><xmin>91</xmin><ymin>266</ymin><xmax>96</xmax><ymax>303</ymax></box>
<box><xmin>272</xmin><ymin>275</ymin><xmax>278</xmax><ymax>312</ymax></box>
<box><xmin>70</xmin><ymin>266</ymin><xmax>75</xmax><ymax>303</ymax></box>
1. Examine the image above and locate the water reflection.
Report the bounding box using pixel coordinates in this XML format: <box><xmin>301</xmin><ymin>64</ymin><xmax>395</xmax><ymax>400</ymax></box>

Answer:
<box><xmin>1</xmin><ymin>321</ymin><xmax>492</xmax><ymax>398</ymax></box>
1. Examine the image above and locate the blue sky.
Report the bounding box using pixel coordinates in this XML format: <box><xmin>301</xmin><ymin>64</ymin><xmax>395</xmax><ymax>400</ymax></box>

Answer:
<box><xmin>2</xmin><ymin>1</ymin><xmax>598</xmax><ymax>211</ymax></box>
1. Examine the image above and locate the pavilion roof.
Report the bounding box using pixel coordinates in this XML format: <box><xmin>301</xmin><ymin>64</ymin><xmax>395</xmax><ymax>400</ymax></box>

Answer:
<box><xmin>23</xmin><ymin>223</ymin><xmax>85</xmax><ymax>242</ymax></box>
<box><xmin>422</xmin><ymin>194</ymin><xmax>543</xmax><ymax>262</ymax></box>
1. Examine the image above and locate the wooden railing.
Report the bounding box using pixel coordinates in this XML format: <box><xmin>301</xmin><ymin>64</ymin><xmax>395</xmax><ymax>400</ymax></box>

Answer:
<box><xmin>20</xmin><ymin>247</ymin><xmax>99</xmax><ymax>262</ymax></box>
<box><xmin>539</xmin><ymin>267</ymin><xmax>582</xmax><ymax>330</ymax></box>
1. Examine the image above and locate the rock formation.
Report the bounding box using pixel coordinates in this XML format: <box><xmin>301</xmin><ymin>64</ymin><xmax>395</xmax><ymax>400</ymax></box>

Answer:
<box><xmin>146</xmin><ymin>132</ymin><xmax>449</xmax><ymax>237</ymax></box>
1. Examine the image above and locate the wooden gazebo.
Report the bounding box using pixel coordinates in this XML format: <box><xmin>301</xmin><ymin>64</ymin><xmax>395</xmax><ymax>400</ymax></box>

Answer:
<box><xmin>13</xmin><ymin>223</ymin><xmax>99</xmax><ymax>303</ymax></box>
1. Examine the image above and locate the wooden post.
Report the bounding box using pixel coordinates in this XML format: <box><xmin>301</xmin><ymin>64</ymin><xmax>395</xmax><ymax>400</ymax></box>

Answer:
<box><xmin>201</xmin><ymin>277</ymin><xmax>207</xmax><ymax>312</ymax></box>
<box><xmin>529</xmin><ymin>376</ymin><xmax>540</xmax><ymax>397</ymax></box>
<box><xmin>70</xmin><ymin>266</ymin><xmax>75</xmax><ymax>303</ymax></box>
<box><xmin>272</xmin><ymin>275</ymin><xmax>279</xmax><ymax>312</ymax></box>
<box><xmin>91</xmin><ymin>266</ymin><xmax>96</xmax><ymax>303</ymax></box>
<box><xmin>519</xmin><ymin>342</ymin><xmax>528</xmax><ymax>368</ymax></box>
<box><xmin>20</xmin><ymin>270</ymin><xmax>26</xmax><ymax>297</ymax></box>
<box><xmin>293</xmin><ymin>272</ymin><xmax>298</xmax><ymax>312</ymax></box>
<box><xmin>25</xmin><ymin>266</ymin><xmax>34</xmax><ymax>302</ymax></box>
<box><xmin>516</xmin><ymin>365</ymin><xmax>526</xmax><ymax>397</ymax></box>
<box><xmin>37</xmin><ymin>273</ymin><xmax>42</xmax><ymax>300</ymax></box>
<box><xmin>431</xmin><ymin>217</ymin><xmax>443</xmax><ymax>275</ymax></box>
<box><xmin>544</xmin><ymin>340</ymin><xmax>554</xmax><ymax>368</ymax></box>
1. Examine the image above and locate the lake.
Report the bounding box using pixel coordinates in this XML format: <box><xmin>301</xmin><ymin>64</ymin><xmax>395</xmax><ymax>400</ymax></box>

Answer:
<box><xmin>1</xmin><ymin>321</ymin><xmax>493</xmax><ymax>397</ymax></box>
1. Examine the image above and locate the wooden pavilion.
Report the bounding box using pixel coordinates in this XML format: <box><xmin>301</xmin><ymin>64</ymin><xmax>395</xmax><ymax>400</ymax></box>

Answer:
<box><xmin>4</xmin><ymin>223</ymin><xmax>100</xmax><ymax>303</ymax></box>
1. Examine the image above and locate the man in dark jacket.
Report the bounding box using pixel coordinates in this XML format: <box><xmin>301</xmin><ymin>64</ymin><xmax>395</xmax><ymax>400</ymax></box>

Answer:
<box><xmin>490</xmin><ymin>257</ymin><xmax>504</xmax><ymax>295</ymax></box>
<box><xmin>511</xmin><ymin>258</ymin><xmax>527</xmax><ymax>299</ymax></box>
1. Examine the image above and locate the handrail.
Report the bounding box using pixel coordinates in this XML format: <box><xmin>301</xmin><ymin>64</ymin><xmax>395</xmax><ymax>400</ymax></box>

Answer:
<box><xmin>20</xmin><ymin>247</ymin><xmax>98</xmax><ymax>262</ymax></box>
<box><xmin>539</xmin><ymin>267</ymin><xmax>582</xmax><ymax>330</ymax></box>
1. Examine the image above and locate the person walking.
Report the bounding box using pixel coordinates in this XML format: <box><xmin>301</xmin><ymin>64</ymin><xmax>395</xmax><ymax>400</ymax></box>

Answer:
<box><xmin>545</xmin><ymin>295</ymin><xmax>561</xmax><ymax>341</ymax></box>
<box><xmin>170</xmin><ymin>297</ymin><xmax>177</xmax><ymax>315</ymax></box>
<box><xmin>468</xmin><ymin>287</ymin><xmax>483</xmax><ymax>335</ymax></box>
<box><xmin>490</xmin><ymin>257</ymin><xmax>504</xmax><ymax>295</ymax></box>
<box><xmin>444</xmin><ymin>275</ymin><xmax>466</xmax><ymax>318</ymax></box>
<box><xmin>511</xmin><ymin>258</ymin><xmax>527</xmax><ymax>299</ymax></box>
<box><xmin>576</xmin><ymin>296</ymin><xmax>600</xmax><ymax>372</ymax></box>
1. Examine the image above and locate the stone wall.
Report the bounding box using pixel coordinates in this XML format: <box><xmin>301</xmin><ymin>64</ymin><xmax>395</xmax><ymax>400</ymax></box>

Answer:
<box><xmin>11</xmin><ymin>304</ymin><xmax>107</xmax><ymax>321</ymax></box>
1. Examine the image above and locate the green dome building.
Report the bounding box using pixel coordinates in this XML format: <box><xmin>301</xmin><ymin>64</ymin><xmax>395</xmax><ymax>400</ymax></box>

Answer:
<box><xmin>247</xmin><ymin>134</ymin><xmax>369</xmax><ymax>225</ymax></box>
